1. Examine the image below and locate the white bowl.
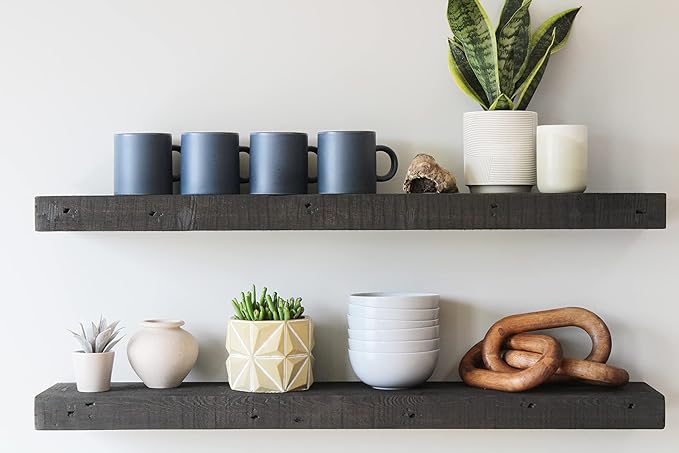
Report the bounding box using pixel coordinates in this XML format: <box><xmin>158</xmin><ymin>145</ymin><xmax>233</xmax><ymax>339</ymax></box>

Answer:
<box><xmin>348</xmin><ymin>338</ymin><xmax>440</xmax><ymax>353</ymax></box>
<box><xmin>348</xmin><ymin>304</ymin><xmax>440</xmax><ymax>321</ymax></box>
<box><xmin>347</xmin><ymin>315</ymin><xmax>438</xmax><ymax>330</ymax></box>
<box><xmin>349</xmin><ymin>349</ymin><xmax>439</xmax><ymax>390</ymax></box>
<box><xmin>350</xmin><ymin>293</ymin><xmax>439</xmax><ymax>309</ymax></box>
<box><xmin>348</xmin><ymin>326</ymin><xmax>439</xmax><ymax>341</ymax></box>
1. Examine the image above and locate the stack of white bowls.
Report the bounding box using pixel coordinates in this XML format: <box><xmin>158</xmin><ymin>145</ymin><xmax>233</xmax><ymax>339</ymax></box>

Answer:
<box><xmin>347</xmin><ymin>293</ymin><xmax>440</xmax><ymax>390</ymax></box>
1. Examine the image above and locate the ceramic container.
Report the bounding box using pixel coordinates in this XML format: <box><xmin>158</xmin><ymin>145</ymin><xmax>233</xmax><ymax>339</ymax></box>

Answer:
<box><xmin>348</xmin><ymin>304</ymin><xmax>440</xmax><ymax>321</ymax></box>
<box><xmin>248</xmin><ymin>132</ymin><xmax>316</xmax><ymax>194</ymax></box>
<box><xmin>463</xmin><ymin>111</ymin><xmax>538</xmax><ymax>193</ymax></box>
<box><xmin>348</xmin><ymin>338</ymin><xmax>439</xmax><ymax>353</ymax></box>
<box><xmin>72</xmin><ymin>351</ymin><xmax>115</xmax><ymax>393</ymax></box>
<box><xmin>537</xmin><ymin>125</ymin><xmax>588</xmax><ymax>193</ymax></box>
<box><xmin>350</xmin><ymin>292</ymin><xmax>439</xmax><ymax>309</ymax></box>
<box><xmin>316</xmin><ymin>131</ymin><xmax>398</xmax><ymax>194</ymax></box>
<box><xmin>114</xmin><ymin>133</ymin><xmax>180</xmax><ymax>195</ymax></box>
<box><xmin>127</xmin><ymin>320</ymin><xmax>199</xmax><ymax>389</ymax></box>
<box><xmin>180</xmin><ymin>132</ymin><xmax>249</xmax><ymax>195</ymax></box>
<box><xmin>348</xmin><ymin>349</ymin><xmax>439</xmax><ymax>390</ymax></box>
<box><xmin>347</xmin><ymin>315</ymin><xmax>438</xmax><ymax>330</ymax></box>
<box><xmin>226</xmin><ymin>317</ymin><xmax>314</xmax><ymax>393</ymax></box>
<box><xmin>348</xmin><ymin>326</ymin><xmax>439</xmax><ymax>342</ymax></box>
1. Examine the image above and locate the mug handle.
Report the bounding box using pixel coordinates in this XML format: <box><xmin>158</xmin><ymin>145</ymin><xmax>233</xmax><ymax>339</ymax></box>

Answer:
<box><xmin>172</xmin><ymin>144</ymin><xmax>181</xmax><ymax>182</ymax></box>
<box><xmin>239</xmin><ymin>146</ymin><xmax>250</xmax><ymax>183</ymax></box>
<box><xmin>376</xmin><ymin>145</ymin><xmax>398</xmax><ymax>182</ymax></box>
<box><xmin>308</xmin><ymin>146</ymin><xmax>318</xmax><ymax>184</ymax></box>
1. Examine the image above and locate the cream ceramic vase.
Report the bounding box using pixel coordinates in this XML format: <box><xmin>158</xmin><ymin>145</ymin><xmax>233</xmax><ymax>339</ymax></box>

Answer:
<box><xmin>72</xmin><ymin>351</ymin><xmax>114</xmax><ymax>393</ymax></box>
<box><xmin>127</xmin><ymin>320</ymin><xmax>199</xmax><ymax>389</ymax></box>
<box><xmin>463</xmin><ymin>111</ymin><xmax>538</xmax><ymax>193</ymax></box>
<box><xmin>226</xmin><ymin>317</ymin><xmax>314</xmax><ymax>393</ymax></box>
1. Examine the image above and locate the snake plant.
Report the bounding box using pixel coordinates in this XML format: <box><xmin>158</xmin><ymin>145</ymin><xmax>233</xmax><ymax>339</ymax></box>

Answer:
<box><xmin>447</xmin><ymin>0</ymin><xmax>581</xmax><ymax>110</ymax></box>
<box><xmin>231</xmin><ymin>285</ymin><xmax>305</xmax><ymax>321</ymax></box>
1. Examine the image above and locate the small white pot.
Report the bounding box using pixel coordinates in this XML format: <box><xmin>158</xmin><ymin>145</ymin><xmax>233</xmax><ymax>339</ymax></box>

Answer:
<box><xmin>463</xmin><ymin>111</ymin><xmax>538</xmax><ymax>193</ymax></box>
<box><xmin>72</xmin><ymin>351</ymin><xmax>114</xmax><ymax>393</ymax></box>
<box><xmin>127</xmin><ymin>320</ymin><xmax>199</xmax><ymax>389</ymax></box>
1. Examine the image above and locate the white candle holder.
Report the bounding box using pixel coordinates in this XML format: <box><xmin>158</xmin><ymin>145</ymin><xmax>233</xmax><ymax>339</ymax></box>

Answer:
<box><xmin>537</xmin><ymin>125</ymin><xmax>588</xmax><ymax>193</ymax></box>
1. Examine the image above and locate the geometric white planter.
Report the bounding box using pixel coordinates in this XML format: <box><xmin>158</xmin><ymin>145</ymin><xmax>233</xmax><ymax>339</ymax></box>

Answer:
<box><xmin>463</xmin><ymin>111</ymin><xmax>538</xmax><ymax>193</ymax></box>
<box><xmin>72</xmin><ymin>351</ymin><xmax>114</xmax><ymax>393</ymax></box>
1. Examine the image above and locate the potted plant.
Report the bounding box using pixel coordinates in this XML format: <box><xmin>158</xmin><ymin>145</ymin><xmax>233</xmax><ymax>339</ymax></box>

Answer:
<box><xmin>447</xmin><ymin>0</ymin><xmax>580</xmax><ymax>193</ymax></box>
<box><xmin>68</xmin><ymin>317</ymin><xmax>124</xmax><ymax>392</ymax></box>
<box><xmin>226</xmin><ymin>286</ymin><xmax>314</xmax><ymax>393</ymax></box>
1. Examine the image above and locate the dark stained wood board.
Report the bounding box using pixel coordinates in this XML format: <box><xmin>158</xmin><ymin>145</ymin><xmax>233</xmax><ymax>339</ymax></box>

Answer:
<box><xmin>34</xmin><ymin>193</ymin><xmax>666</xmax><ymax>231</ymax></box>
<box><xmin>35</xmin><ymin>382</ymin><xmax>665</xmax><ymax>430</ymax></box>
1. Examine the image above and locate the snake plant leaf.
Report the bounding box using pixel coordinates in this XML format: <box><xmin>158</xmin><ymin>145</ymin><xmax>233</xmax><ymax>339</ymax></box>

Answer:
<box><xmin>447</xmin><ymin>0</ymin><xmax>500</xmax><ymax>103</ymax></box>
<box><xmin>514</xmin><ymin>7</ymin><xmax>581</xmax><ymax>90</ymax></box>
<box><xmin>448</xmin><ymin>38</ymin><xmax>489</xmax><ymax>109</ymax></box>
<box><xmin>496</xmin><ymin>0</ymin><xmax>524</xmax><ymax>38</ymax></box>
<box><xmin>497</xmin><ymin>0</ymin><xmax>531</xmax><ymax>96</ymax></box>
<box><xmin>489</xmin><ymin>93</ymin><xmax>514</xmax><ymax>111</ymax></box>
<box><xmin>515</xmin><ymin>29</ymin><xmax>556</xmax><ymax>110</ymax></box>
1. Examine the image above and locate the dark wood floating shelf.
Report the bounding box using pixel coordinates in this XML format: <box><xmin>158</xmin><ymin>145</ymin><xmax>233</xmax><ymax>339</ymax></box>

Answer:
<box><xmin>35</xmin><ymin>382</ymin><xmax>664</xmax><ymax>430</ymax></box>
<box><xmin>34</xmin><ymin>193</ymin><xmax>666</xmax><ymax>231</ymax></box>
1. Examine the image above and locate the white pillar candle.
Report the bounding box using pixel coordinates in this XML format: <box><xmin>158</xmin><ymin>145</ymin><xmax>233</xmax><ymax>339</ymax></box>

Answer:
<box><xmin>537</xmin><ymin>125</ymin><xmax>588</xmax><ymax>193</ymax></box>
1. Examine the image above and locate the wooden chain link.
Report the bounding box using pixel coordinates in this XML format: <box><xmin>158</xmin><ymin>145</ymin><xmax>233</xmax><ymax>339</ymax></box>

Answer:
<box><xmin>459</xmin><ymin>308</ymin><xmax>629</xmax><ymax>392</ymax></box>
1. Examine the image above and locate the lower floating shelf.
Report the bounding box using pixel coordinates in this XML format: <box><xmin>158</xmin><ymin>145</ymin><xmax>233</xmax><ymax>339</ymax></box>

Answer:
<box><xmin>35</xmin><ymin>382</ymin><xmax>664</xmax><ymax>430</ymax></box>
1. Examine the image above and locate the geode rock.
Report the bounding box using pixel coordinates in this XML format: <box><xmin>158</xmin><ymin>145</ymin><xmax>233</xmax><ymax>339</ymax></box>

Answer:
<box><xmin>403</xmin><ymin>154</ymin><xmax>459</xmax><ymax>193</ymax></box>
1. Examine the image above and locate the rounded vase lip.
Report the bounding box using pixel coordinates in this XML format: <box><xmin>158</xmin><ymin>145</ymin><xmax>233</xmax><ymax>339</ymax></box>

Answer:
<box><xmin>141</xmin><ymin>319</ymin><xmax>185</xmax><ymax>328</ymax></box>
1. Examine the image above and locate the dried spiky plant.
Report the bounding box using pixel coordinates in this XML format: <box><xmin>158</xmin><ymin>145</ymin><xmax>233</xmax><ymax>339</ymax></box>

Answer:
<box><xmin>68</xmin><ymin>316</ymin><xmax>124</xmax><ymax>353</ymax></box>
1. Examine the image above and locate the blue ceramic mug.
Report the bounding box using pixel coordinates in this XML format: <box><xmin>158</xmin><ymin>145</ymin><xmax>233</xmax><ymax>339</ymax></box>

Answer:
<box><xmin>317</xmin><ymin>131</ymin><xmax>398</xmax><ymax>194</ymax></box>
<box><xmin>248</xmin><ymin>132</ymin><xmax>317</xmax><ymax>195</ymax></box>
<box><xmin>180</xmin><ymin>132</ymin><xmax>249</xmax><ymax>195</ymax></box>
<box><xmin>114</xmin><ymin>133</ymin><xmax>180</xmax><ymax>195</ymax></box>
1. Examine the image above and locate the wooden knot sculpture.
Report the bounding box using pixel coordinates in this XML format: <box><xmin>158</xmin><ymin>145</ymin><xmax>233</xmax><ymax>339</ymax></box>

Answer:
<box><xmin>459</xmin><ymin>307</ymin><xmax>630</xmax><ymax>392</ymax></box>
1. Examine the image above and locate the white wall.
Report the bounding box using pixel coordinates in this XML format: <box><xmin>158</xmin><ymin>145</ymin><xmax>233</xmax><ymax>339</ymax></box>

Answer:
<box><xmin>1</xmin><ymin>0</ymin><xmax>677</xmax><ymax>450</ymax></box>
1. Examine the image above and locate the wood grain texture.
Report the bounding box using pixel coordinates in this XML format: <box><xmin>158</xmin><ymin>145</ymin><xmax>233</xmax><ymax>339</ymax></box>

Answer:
<box><xmin>34</xmin><ymin>193</ymin><xmax>666</xmax><ymax>231</ymax></box>
<box><xmin>34</xmin><ymin>382</ymin><xmax>665</xmax><ymax>430</ymax></box>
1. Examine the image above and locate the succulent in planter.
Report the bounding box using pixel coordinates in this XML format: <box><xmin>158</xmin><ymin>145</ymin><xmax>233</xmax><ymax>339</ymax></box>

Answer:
<box><xmin>447</xmin><ymin>0</ymin><xmax>581</xmax><ymax>111</ymax></box>
<box><xmin>68</xmin><ymin>316</ymin><xmax>124</xmax><ymax>393</ymax></box>
<box><xmin>226</xmin><ymin>285</ymin><xmax>314</xmax><ymax>393</ymax></box>
<box><xmin>447</xmin><ymin>0</ymin><xmax>581</xmax><ymax>193</ymax></box>
<box><xmin>231</xmin><ymin>285</ymin><xmax>305</xmax><ymax>321</ymax></box>
<box><xmin>68</xmin><ymin>317</ymin><xmax>124</xmax><ymax>353</ymax></box>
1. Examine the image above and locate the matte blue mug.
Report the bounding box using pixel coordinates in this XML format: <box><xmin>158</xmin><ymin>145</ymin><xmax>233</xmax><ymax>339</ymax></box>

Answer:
<box><xmin>317</xmin><ymin>131</ymin><xmax>398</xmax><ymax>194</ymax></box>
<box><xmin>114</xmin><ymin>133</ymin><xmax>180</xmax><ymax>195</ymax></box>
<box><xmin>180</xmin><ymin>132</ymin><xmax>249</xmax><ymax>195</ymax></box>
<box><xmin>249</xmin><ymin>132</ymin><xmax>317</xmax><ymax>195</ymax></box>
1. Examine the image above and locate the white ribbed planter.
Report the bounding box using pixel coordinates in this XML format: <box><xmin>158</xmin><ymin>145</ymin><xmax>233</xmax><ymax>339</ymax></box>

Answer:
<box><xmin>463</xmin><ymin>111</ymin><xmax>538</xmax><ymax>193</ymax></box>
